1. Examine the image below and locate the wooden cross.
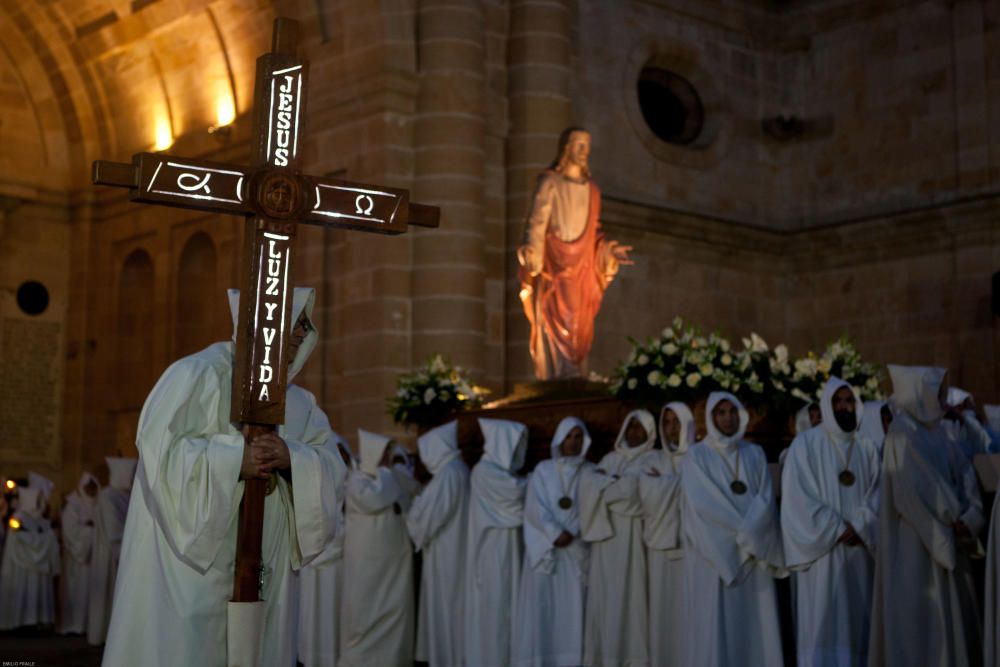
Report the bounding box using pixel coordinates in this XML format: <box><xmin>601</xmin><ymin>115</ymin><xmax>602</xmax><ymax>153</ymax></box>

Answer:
<box><xmin>92</xmin><ymin>18</ymin><xmax>438</xmax><ymax>605</ymax></box>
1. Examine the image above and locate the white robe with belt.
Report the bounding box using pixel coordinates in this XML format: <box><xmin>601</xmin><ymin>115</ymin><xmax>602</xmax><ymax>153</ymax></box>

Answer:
<box><xmin>407</xmin><ymin>421</ymin><xmax>469</xmax><ymax>667</ymax></box>
<box><xmin>60</xmin><ymin>483</ymin><xmax>97</xmax><ymax>635</ymax></box>
<box><xmin>465</xmin><ymin>418</ymin><xmax>529</xmax><ymax>667</ymax></box>
<box><xmin>339</xmin><ymin>441</ymin><xmax>414</xmax><ymax>667</ymax></box>
<box><xmin>513</xmin><ymin>456</ymin><xmax>592</xmax><ymax>667</ymax></box>
<box><xmin>781</xmin><ymin>379</ymin><xmax>880</xmax><ymax>667</ymax></box>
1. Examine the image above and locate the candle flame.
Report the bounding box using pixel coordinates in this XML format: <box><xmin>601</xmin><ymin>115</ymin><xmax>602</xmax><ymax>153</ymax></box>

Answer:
<box><xmin>4</xmin><ymin>479</ymin><xmax>14</xmax><ymax>490</ymax></box>
<box><xmin>8</xmin><ymin>518</ymin><xmax>20</xmax><ymax>530</ymax></box>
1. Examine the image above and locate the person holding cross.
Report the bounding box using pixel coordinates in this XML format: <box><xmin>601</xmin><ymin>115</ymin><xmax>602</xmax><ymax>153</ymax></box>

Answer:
<box><xmin>101</xmin><ymin>287</ymin><xmax>348</xmax><ymax>667</ymax></box>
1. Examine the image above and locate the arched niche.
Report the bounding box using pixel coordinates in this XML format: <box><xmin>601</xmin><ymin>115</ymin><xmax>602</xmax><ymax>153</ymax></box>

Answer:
<box><xmin>174</xmin><ymin>231</ymin><xmax>221</xmax><ymax>359</ymax></box>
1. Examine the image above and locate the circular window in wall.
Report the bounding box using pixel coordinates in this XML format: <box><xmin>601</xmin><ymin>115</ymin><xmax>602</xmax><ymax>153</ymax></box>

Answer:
<box><xmin>16</xmin><ymin>281</ymin><xmax>49</xmax><ymax>316</ymax></box>
<box><xmin>636</xmin><ymin>66</ymin><xmax>705</xmax><ymax>146</ymax></box>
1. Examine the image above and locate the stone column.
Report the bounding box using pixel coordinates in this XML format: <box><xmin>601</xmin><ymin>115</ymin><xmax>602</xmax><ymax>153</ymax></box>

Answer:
<box><xmin>505</xmin><ymin>0</ymin><xmax>572</xmax><ymax>386</ymax></box>
<box><xmin>411</xmin><ymin>0</ymin><xmax>488</xmax><ymax>376</ymax></box>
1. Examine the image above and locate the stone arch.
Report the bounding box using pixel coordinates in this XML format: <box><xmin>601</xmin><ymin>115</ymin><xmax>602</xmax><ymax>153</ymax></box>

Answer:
<box><xmin>174</xmin><ymin>231</ymin><xmax>221</xmax><ymax>359</ymax></box>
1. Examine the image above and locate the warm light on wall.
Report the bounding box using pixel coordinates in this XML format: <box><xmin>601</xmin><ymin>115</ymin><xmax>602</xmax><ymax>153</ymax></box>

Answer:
<box><xmin>216</xmin><ymin>91</ymin><xmax>236</xmax><ymax>128</ymax></box>
<box><xmin>154</xmin><ymin>112</ymin><xmax>173</xmax><ymax>151</ymax></box>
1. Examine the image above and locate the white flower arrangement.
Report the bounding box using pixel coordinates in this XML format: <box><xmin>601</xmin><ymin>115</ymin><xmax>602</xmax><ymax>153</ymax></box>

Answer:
<box><xmin>388</xmin><ymin>354</ymin><xmax>489</xmax><ymax>426</ymax></box>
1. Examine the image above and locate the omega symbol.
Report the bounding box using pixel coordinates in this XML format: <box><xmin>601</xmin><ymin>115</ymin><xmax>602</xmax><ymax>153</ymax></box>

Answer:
<box><xmin>355</xmin><ymin>194</ymin><xmax>374</xmax><ymax>216</ymax></box>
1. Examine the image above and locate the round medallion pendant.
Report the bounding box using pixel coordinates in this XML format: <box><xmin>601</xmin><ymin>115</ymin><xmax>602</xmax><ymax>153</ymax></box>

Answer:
<box><xmin>730</xmin><ymin>480</ymin><xmax>748</xmax><ymax>495</ymax></box>
<box><xmin>558</xmin><ymin>496</ymin><xmax>573</xmax><ymax>510</ymax></box>
<box><xmin>838</xmin><ymin>470</ymin><xmax>856</xmax><ymax>487</ymax></box>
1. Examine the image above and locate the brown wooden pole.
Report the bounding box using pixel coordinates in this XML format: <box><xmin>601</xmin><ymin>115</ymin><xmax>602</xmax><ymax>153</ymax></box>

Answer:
<box><xmin>232</xmin><ymin>424</ymin><xmax>272</xmax><ymax>601</ymax></box>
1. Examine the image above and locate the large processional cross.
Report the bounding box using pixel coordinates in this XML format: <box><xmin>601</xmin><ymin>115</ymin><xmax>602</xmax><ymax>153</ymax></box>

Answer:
<box><xmin>93</xmin><ymin>18</ymin><xmax>439</xmax><ymax>612</ymax></box>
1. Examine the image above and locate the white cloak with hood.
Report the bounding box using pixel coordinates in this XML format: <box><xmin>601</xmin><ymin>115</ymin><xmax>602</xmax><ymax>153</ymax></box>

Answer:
<box><xmin>339</xmin><ymin>430</ymin><xmax>414</xmax><ymax>666</ymax></box>
<box><xmin>466</xmin><ymin>418</ymin><xmax>529</xmax><ymax>667</ymax></box>
<box><xmin>868</xmin><ymin>365</ymin><xmax>983</xmax><ymax>667</ymax></box>
<box><xmin>944</xmin><ymin>387</ymin><xmax>993</xmax><ymax>463</ymax></box>
<box><xmin>512</xmin><ymin>417</ymin><xmax>593</xmax><ymax>667</ymax></box>
<box><xmin>579</xmin><ymin>409</ymin><xmax>659</xmax><ymax>667</ymax></box>
<box><xmin>297</xmin><ymin>437</ymin><xmax>353</xmax><ymax>667</ymax></box>
<box><xmin>0</xmin><ymin>486</ymin><xmax>60</xmax><ymax>629</ymax></box>
<box><xmin>639</xmin><ymin>402</ymin><xmax>695</xmax><ymax>667</ymax></box>
<box><xmin>407</xmin><ymin>421</ymin><xmax>469</xmax><ymax>667</ymax></box>
<box><xmin>87</xmin><ymin>456</ymin><xmax>136</xmax><ymax>646</ymax></box>
<box><xmin>681</xmin><ymin>391</ymin><xmax>785</xmax><ymax>667</ymax></box>
<box><xmin>781</xmin><ymin>378</ymin><xmax>880</xmax><ymax>667</ymax></box>
<box><xmin>60</xmin><ymin>472</ymin><xmax>100</xmax><ymax>634</ymax></box>
<box><xmin>101</xmin><ymin>287</ymin><xmax>347</xmax><ymax>667</ymax></box>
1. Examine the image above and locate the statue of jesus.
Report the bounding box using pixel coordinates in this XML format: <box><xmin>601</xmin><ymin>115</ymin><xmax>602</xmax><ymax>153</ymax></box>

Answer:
<box><xmin>517</xmin><ymin>127</ymin><xmax>632</xmax><ymax>380</ymax></box>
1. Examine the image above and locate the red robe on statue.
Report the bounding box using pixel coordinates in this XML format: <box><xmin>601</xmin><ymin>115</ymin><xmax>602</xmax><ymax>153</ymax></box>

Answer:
<box><xmin>519</xmin><ymin>174</ymin><xmax>617</xmax><ymax>380</ymax></box>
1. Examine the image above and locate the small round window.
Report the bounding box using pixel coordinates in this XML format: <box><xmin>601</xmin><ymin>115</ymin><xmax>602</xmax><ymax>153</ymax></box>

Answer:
<box><xmin>16</xmin><ymin>281</ymin><xmax>49</xmax><ymax>316</ymax></box>
<box><xmin>636</xmin><ymin>67</ymin><xmax>704</xmax><ymax>146</ymax></box>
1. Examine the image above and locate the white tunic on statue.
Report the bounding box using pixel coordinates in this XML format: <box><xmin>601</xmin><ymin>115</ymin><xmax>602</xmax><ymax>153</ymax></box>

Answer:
<box><xmin>0</xmin><ymin>486</ymin><xmax>60</xmax><ymax>630</ymax></box>
<box><xmin>297</xmin><ymin>439</ymin><xmax>353</xmax><ymax>667</ymax></box>
<box><xmin>87</xmin><ymin>457</ymin><xmax>136</xmax><ymax>646</ymax></box>
<box><xmin>407</xmin><ymin>421</ymin><xmax>469</xmax><ymax>667</ymax></box>
<box><xmin>578</xmin><ymin>409</ymin><xmax>659</xmax><ymax>667</ymax></box>
<box><xmin>681</xmin><ymin>391</ymin><xmax>786</xmax><ymax>667</ymax></box>
<box><xmin>781</xmin><ymin>378</ymin><xmax>880</xmax><ymax>667</ymax></box>
<box><xmin>60</xmin><ymin>473</ymin><xmax>99</xmax><ymax>634</ymax></box>
<box><xmin>868</xmin><ymin>365</ymin><xmax>984</xmax><ymax>667</ymax></box>
<box><xmin>639</xmin><ymin>402</ymin><xmax>695</xmax><ymax>667</ymax></box>
<box><xmin>512</xmin><ymin>417</ymin><xmax>593</xmax><ymax>667</ymax></box>
<box><xmin>101</xmin><ymin>288</ymin><xmax>347</xmax><ymax>667</ymax></box>
<box><xmin>466</xmin><ymin>418</ymin><xmax>529</xmax><ymax>667</ymax></box>
<box><xmin>339</xmin><ymin>430</ymin><xmax>415</xmax><ymax>667</ymax></box>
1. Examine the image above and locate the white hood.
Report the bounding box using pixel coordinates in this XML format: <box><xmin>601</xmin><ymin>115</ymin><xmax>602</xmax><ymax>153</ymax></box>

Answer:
<box><xmin>478</xmin><ymin>418</ymin><xmax>528</xmax><ymax>472</ymax></box>
<box><xmin>819</xmin><ymin>376</ymin><xmax>864</xmax><ymax>442</ymax></box>
<box><xmin>357</xmin><ymin>430</ymin><xmax>393</xmax><ymax>477</ymax></box>
<box><xmin>417</xmin><ymin>421</ymin><xmax>461</xmax><ymax>475</ymax></box>
<box><xmin>549</xmin><ymin>416</ymin><xmax>592</xmax><ymax>460</ymax></box>
<box><xmin>659</xmin><ymin>402</ymin><xmax>695</xmax><ymax>454</ymax></box>
<box><xmin>888</xmin><ymin>365</ymin><xmax>947</xmax><ymax>426</ymax></box>
<box><xmin>794</xmin><ymin>404</ymin><xmax>815</xmax><ymax>435</ymax></box>
<box><xmin>227</xmin><ymin>287</ymin><xmax>318</xmax><ymax>383</ymax></box>
<box><xmin>612</xmin><ymin>409</ymin><xmax>657</xmax><ymax>459</ymax></box>
<box><xmin>946</xmin><ymin>386</ymin><xmax>973</xmax><ymax>409</ymax></box>
<box><xmin>76</xmin><ymin>472</ymin><xmax>100</xmax><ymax>502</ymax></box>
<box><xmin>28</xmin><ymin>471</ymin><xmax>54</xmax><ymax>503</ymax></box>
<box><xmin>859</xmin><ymin>400</ymin><xmax>888</xmax><ymax>443</ymax></box>
<box><xmin>106</xmin><ymin>457</ymin><xmax>138</xmax><ymax>491</ymax></box>
<box><xmin>16</xmin><ymin>486</ymin><xmax>44</xmax><ymax>520</ymax></box>
<box><xmin>704</xmin><ymin>391</ymin><xmax>750</xmax><ymax>449</ymax></box>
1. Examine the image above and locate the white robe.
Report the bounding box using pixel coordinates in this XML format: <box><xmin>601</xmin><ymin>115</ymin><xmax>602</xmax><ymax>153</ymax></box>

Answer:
<box><xmin>87</xmin><ymin>484</ymin><xmax>130</xmax><ymax>645</ymax></box>
<box><xmin>339</xmin><ymin>462</ymin><xmax>414</xmax><ymax>666</ymax></box>
<box><xmin>868</xmin><ymin>413</ymin><xmax>983</xmax><ymax>666</ymax></box>
<box><xmin>781</xmin><ymin>379</ymin><xmax>880</xmax><ymax>667</ymax></box>
<box><xmin>579</xmin><ymin>421</ymin><xmax>658</xmax><ymax>667</ymax></box>
<box><xmin>60</xmin><ymin>488</ymin><xmax>97</xmax><ymax>634</ymax></box>
<box><xmin>638</xmin><ymin>449</ymin><xmax>686</xmax><ymax>667</ymax></box>
<box><xmin>296</xmin><ymin>535</ymin><xmax>344</xmax><ymax>667</ymax></box>
<box><xmin>513</xmin><ymin>457</ymin><xmax>592</xmax><ymax>667</ymax></box>
<box><xmin>100</xmin><ymin>339</ymin><xmax>346</xmax><ymax>667</ymax></box>
<box><xmin>984</xmin><ymin>491</ymin><xmax>1000</xmax><ymax>666</ymax></box>
<box><xmin>408</xmin><ymin>422</ymin><xmax>469</xmax><ymax>667</ymax></box>
<box><xmin>465</xmin><ymin>419</ymin><xmax>528</xmax><ymax>667</ymax></box>
<box><xmin>0</xmin><ymin>506</ymin><xmax>60</xmax><ymax>629</ymax></box>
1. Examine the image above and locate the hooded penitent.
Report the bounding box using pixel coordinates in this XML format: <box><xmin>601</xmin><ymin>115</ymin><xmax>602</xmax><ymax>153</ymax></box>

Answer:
<box><xmin>340</xmin><ymin>428</ymin><xmax>414</xmax><ymax>667</ymax></box>
<box><xmin>869</xmin><ymin>365</ymin><xmax>984</xmax><ymax>667</ymax></box>
<box><xmin>679</xmin><ymin>390</ymin><xmax>785</xmax><ymax>666</ymax></box>
<box><xmin>406</xmin><ymin>420</ymin><xmax>469</xmax><ymax>667</ymax></box>
<box><xmin>100</xmin><ymin>286</ymin><xmax>346</xmax><ymax>666</ymax></box>
<box><xmin>781</xmin><ymin>377</ymin><xmax>881</xmax><ymax>666</ymax></box>
<box><xmin>577</xmin><ymin>409</ymin><xmax>658</xmax><ymax>666</ymax></box>
<box><xmin>0</xmin><ymin>484</ymin><xmax>61</xmax><ymax>630</ymax></box>
<box><xmin>465</xmin><ymin>419</ymin><xmax>529</xmax><ymax>667</ymax></box>
<box><xmin>512</xmin><ymin>417</ymin><xmax>593</xmax><ymax>667</ymax></box>
<box><xmin>60</xmin><ymin>472</ymin><xmax>100</xmax><ymax>635</ymax></box>
<box><xmin>639</xmin><ymin>403</ymin><xmax>696</xmax><ymax>667</ymax></box>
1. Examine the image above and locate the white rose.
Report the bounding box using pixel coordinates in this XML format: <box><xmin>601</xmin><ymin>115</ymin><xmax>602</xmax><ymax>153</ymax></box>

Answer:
<box><xmin>423</xmin><ymin>388</ymin><xmax>437</xmax><ymax>404</ymax></box>
<box><xmin>720</xmin><ymin>339</ymin><xmax>731</xmax><ymax>352</ymax></box>
<box><xmin>661</xmin><ymin>327</ymin><xmax>673</xmax><ymax>339</ymax></box>
<box><xmin>667</xmin><ymin>374</ymin><xmax>682</xmax><ymax>387</ymax></box>
<box><xmin>430</xmin><ymin>355</ymin><xmax>447</xmax><ymax>373</ymax></box>
<box><xmin>818</xmin><ymin>358</ymin><xmax>833</xmax><ymax>374</ymax></box>
<box><xmin>627</xmin><ymin>378</ymin><xmax>638</xmax><ymax>390</ymax></box>
<box><xmin>637</xmin><ymin>354</ymin><xmax>650</xmax><ymax>366</ymax></box>
<box><xmin>795</xmin><ymin>358</ymin><xmax>818</xmax><ymax>377</ymax></box>
<box><xmin>750</xmin><ymin>333</ymin><xmax>769</xmax><ymax>353</ymax></box>
<box><xmin>700</xmin><ymin>363</ymin><xmax>714</xmax><ymax>376</ymax></box>
<box><xmin>686</xmin><ymin>372</ymin><xmax>701</xmax><ymax>388</ymax></box>
<box><xmin>648</xmin><ymin>370</ymin><xmax>663</xmax><ymax>386</ymax></box>
<box><xmin>721</xmin><ymin>353</ymin><xmax>733</xmax><ymax>366</ymax></box>
<box><xmin>775</xmin><ymin>344</ymin><xmax>789</xmax><ymax>365</ymax></box>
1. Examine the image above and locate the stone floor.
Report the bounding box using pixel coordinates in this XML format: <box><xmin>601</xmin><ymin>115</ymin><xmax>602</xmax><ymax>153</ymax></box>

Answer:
<box><xmin>0</xmin><ymin>628</ymin><xmax>102</xmax><ymax>667</ymax></box>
